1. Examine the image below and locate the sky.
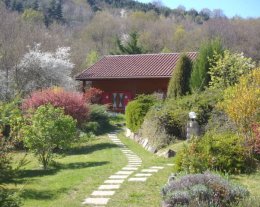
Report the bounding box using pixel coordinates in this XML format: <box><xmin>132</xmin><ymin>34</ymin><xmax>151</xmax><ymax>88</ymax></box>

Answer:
<box><xmin>137</xmin><ymin>0</ymin><xmax>260</xmax><ymax>18</ymax></box>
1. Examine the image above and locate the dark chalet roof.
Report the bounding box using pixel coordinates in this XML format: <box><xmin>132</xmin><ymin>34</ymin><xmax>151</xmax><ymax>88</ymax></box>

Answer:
<box><xmin>75</xmin><ymin>52</ymin><xmax>197</xmax><ymax>80</ymax></box>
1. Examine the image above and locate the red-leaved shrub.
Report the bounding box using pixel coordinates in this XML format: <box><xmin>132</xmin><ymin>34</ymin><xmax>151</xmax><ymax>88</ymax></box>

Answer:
<box><xmin>22</xmin><ymin>87</ymin><xmax>89</xmax><ymax>124</ymax></box>
<box><xmin>84</xmin><ymin>87</ymin><xmax>103</xmax><ymax>104</ymax></box>
<box><xmin>251</xmin><ymin>123</ymin><xmax>260</xmax><ymax>158</ymax></box>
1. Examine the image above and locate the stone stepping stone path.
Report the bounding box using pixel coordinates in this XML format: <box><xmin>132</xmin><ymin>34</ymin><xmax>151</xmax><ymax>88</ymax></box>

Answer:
<box><xmin>128</xmin><ymin>166</ymin><xmax>165</xmax><ymax>182</ymax></box>
<box><xmin>82</xmin><ymin>133</ymin><xmax>142</xmax><ymax>206</ymax></box>
<box><xmin>82</xmin><ymin>132</ymin><xmax>175</xmax><ymax>206</ymax></box>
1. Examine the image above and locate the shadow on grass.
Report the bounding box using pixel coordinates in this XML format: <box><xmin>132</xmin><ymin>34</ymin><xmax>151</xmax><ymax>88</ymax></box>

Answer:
<box><xmin>20</xmin><ymin>187</ymin><xmax>68</xmax><ymax>200</ymax></box>
<box><xmin>17</xmin><ymin>161</ymin><xmax>108</xmax><ymax>179</ymax></box>
<box><xmin>93</xmin><ymin>123</ymin><xmax>121</xmax><ymax>136</ymax></box>
<box><xmin>65</xmin><ymin>142</ymin><xmax>119</xmax><ymax>156</ymax></box>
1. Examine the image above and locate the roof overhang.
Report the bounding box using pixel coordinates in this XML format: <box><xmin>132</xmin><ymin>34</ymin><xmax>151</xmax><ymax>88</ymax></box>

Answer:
<box><xmin>75</xmin><ymin>76</ymin><xmax>172</xmax><ymax>81</ymax></box>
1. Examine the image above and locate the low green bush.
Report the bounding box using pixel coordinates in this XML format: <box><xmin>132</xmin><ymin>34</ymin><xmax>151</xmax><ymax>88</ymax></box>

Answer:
<box><xmin>125</xmin><ymin>94</ymin><xmax>157</xmax><ymax>132</ymax></box>
<box><xmin>140</xmin><ymin>88</ymin><xmax>222</xmax><ymax>148</ymax></box>
<box><xmin>175</xmin><ymin>132</ymin><xmax>255</xmax><ymax>174</ymax></box>
<box><xmin>0</xmin><ymin>186</ymin><xmax>21</xmax><ymax>207</ymax></box>
<box><xmin>162</xmin><ymin>172</ymin><xmax>249</xmax><ymax>207</ymax></box>
<box><xmin>81</xmin><ymin>104</ymin><xmax>111</xmax><ymax>135</ymax></box>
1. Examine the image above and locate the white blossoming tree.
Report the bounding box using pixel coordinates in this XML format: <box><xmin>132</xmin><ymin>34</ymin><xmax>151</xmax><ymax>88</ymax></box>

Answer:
<box><xmin>14</xmin><ymin>44</ymin><xmax>75</xmax><ymax>95</ymax></box>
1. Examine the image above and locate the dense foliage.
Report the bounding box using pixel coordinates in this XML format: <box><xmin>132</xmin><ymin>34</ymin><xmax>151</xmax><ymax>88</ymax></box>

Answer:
<box><xmin>125</xmin><ymin>94</ymin><xmax>157</xmax><ymax>132</ymax></box>
<box><xmin>84</xmin><ymin>87</ymin><xmax>103</xmax><ymax>104</ymax></box>
<box><xmin>175</xmin><ymin>132</ymin><xmax>254</xmax><ymax>174</ymax></box>
<box><xmin>0</xmin><ymin>186</ymin><xmax>21</xmax><ymax>207</ymax></box>
<box><xmin>22</xmin><ymin>104</ymin><xmax>77</xmax><ymax>169</ymax></box>
<box><xmin>0</xmin><ymin>101</ymin><xmax>22</xmax><ymax>207</ymax></box>
<box><xmin>190</xmin><ymin>39</ymin><xmax>223</xmax><ymax>91</ymax></box>
<box><xmin>22</xmin><ymin>87</ymin><xmax>89</xmax><ymax>124</ymax></box>
<box><xmin>218</xmin><ymin>69</ymin><xmax>260</xmax><ymax>132</ymax></box>
<box><xmin>141</xmin><ymin>88</ymin><xmax>222</xmax><ymax>148</ymax></box>
<box><xmin>81</xmin><ymin>104</ymin><xmax>110</xmax><ymax>135</ymax></box>
<box><xmin>0</xmin><ymin>99</ymin><xmax>23</xmax><ymax>144</ymax></box>
<box><xmin>167</xmin><ymin>54</ymin><xmax>192</xmax><ymax>99</ymax></box>
<box><xmin>162</xmin><ymin>172</ymin><xmax>249</xmax><ymax>207</ymax></box>
<box><xmin>209</xmin><ymin>50</ymin><xmax>256</xmax><ymax>89</ymax></box>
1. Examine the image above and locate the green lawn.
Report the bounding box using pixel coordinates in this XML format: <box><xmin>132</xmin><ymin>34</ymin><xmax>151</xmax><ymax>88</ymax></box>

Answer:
<box><xmin>6</xmin><ymin>130</ymin><xmax>260</xmax><ymax>207</ymax></box>
<box><xmin>231</xmin><ymin>172</ymin><xmax>260</xmax><ymax>197</ymax></box>
<box><xmin>8</xmin><ymin>135</ymin><xmax>127</xmax><ymax>207</ymax></box>
<box><xmin>7</xmin><ymin>131</ymin><xmax>174</xmax><ymax>207</ymax></box>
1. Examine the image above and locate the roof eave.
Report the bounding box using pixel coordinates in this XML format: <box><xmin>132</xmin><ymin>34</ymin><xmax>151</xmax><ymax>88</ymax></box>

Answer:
<box><xmin>75</xmin><ymin>76</ymin><xmax>172</xmax><ymax>81</ymax></box>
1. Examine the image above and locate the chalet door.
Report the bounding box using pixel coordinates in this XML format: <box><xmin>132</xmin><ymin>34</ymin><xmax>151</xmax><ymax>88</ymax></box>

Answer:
<box><xmin>101</xmin><ymin>91</ymin><xmax>132</xmax><ymax>111</ymax></box>
<box><xmin>112</xmin><ymin>92</ymin><xmax>132</xmax><ymax>111</ymax></box>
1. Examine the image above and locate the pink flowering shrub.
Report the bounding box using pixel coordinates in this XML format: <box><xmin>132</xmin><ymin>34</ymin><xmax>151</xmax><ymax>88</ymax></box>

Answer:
<box><xmin>22</xmin><ymin>87</ymin><xmax>89</xmax><ymax>124</ymax></box>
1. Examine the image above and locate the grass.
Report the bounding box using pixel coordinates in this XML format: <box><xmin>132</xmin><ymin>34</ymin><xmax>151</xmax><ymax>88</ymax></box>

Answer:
<box><xmin>6</xmin><ymin>128</ymin><xmax>260</xmax><ymax>207</ymax></box>
<box><xmin>231</xmin><ymin>171</ymin><xmax>260</xmax><ymax>197</ymax></box>
<box><xmin>107</xmin><ymin>132</ymin><xmax>175</xmax><ymax>207</ymax></box>
<box><xmin>7</xmin><ymin>135</ymin><xmax>126</xmax><ymax>207</ymax></box>
<box><xmin>6</xmin><ymin>129</ymin><xmax>175</xmax><ymax>207</ymax></box>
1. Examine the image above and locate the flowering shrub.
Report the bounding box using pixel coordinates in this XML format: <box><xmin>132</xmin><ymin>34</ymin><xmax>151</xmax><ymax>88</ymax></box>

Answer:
<box><xmin>22</xmin><ymin>87</ymin><xmax>89</xmax><ymax>124</ymax></box>
<box><xmin>162</xmin><ymin>172</ymin><xmax>249</xmax><ymax>207</ymax></box>
<box><xmin>209</xmin><ymin>50</ymin><xmax>256</xmax><ymax>89</ymax></box>
<box><xmin>84</xmin><ymin>87</ymin><xmax>103</xmax><ymax>104</ymax></box>
<box><xmin>15</xmin><ymin>44</ymin><xmax>74</xmax><ymax>95</ymax></box>
<box><xmin>218</xmin><ymin>69</ymin><xmax>260</xmax><ymax>132</ymax></box>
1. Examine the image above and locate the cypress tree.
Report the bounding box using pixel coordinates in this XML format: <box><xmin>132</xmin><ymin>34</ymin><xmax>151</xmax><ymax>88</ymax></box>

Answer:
<box><xmin>167</xmin><ymin>54</ymin><xmax>192</xmax><ymax>99</ymax></box>
<box><xmin>189</xmin><ymin>39</ymin><xmax>223</xmax><ymax>92</ymax></box>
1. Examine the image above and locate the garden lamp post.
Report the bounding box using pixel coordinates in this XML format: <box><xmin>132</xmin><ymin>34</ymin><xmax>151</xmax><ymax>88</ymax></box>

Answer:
<box><xmin>186</xmin><ymin>111</ymin><xmax>200</xmax><ymax>139</ymax></box>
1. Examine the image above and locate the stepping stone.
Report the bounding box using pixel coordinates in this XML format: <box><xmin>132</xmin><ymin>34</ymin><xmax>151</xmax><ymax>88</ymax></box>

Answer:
<box><xmin>116</xmin><ymin>171</ymin><xmax>134</xmax><ymax>175</ymax></box>
<box><xmin>127</xmin><ymin>164</ymin><xmax>141</xmax><ymax>167</ymax></box>
<box><xmin>151</xmin><ymin>166</ymin><xmax>164</xmax><ymax>169</ymax></box>
<box><xmin>135</xmin><ymin>173</ymin><xmax>152</xmax><ymax>177</ymax></box>
<box><xmin>128</xmin><ymin>177</ymin><xmax>147</xmax><ymax>182</ymax></box>
<box><xmin>91</xmin><ymin>191</ymin><xmax>115</xmax><ymax>196</ymax></box>
<box><xmin>128</xmin><ymin>159</ymin><xmax>142</xmax><ymax>161</ymax></box>
<box><xmin>104</xmin><ymin>179</ymin><xmax>124</xmax><ymax>184</ymax></box>
<box><xmin>98</xmin><ymin>185</ymin><xmax>120</xmax><ymax>190</ymax></box>
<box><xmin>141</xmin><ymin>169</ymin><xmax>158</xmax><ymax>173</ymax></box>
<box><xmin>122</xmin><ymin>167</ymin><xmax>138</xmax><ymax>170</ymax></box>
<box><xmin>167</xmin><ymin>164</ymin><xmax>175</xmax><ymax>166</ymax></box>
<box><xmin>109</xmin><ymin>175</ymin><xmax>129</xmax><ymax>179</ymax></box>
<box><xmin>129</xmin><ymin>162</ymin><xmax>142</xmax><ymax>164</ymax></box>
<box><xmin>82</xmin><ymin>197</ymin><xmax>110</xmax><ymax>205</ymax></box>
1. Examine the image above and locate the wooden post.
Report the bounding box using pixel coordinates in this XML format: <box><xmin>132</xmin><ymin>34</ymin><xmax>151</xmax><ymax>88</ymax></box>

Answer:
<box><xmin>82</xmin><ymin>80</ymin><xmax>86</xmax><ymax>93</ymax></box>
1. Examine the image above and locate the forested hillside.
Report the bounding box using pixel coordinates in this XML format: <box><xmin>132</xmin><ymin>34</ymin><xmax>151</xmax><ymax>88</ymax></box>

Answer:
<box><xmin>0</xmin><ymin>0</ymin><xmax>260</xmax><ymax>100</ymax></box>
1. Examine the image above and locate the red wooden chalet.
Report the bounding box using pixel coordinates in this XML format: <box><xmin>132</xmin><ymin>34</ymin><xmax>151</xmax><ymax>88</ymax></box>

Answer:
<box><xmin>76</xmin><ymin>52</ymin><xmax>197</xmax><ymax>112</ymax></box>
